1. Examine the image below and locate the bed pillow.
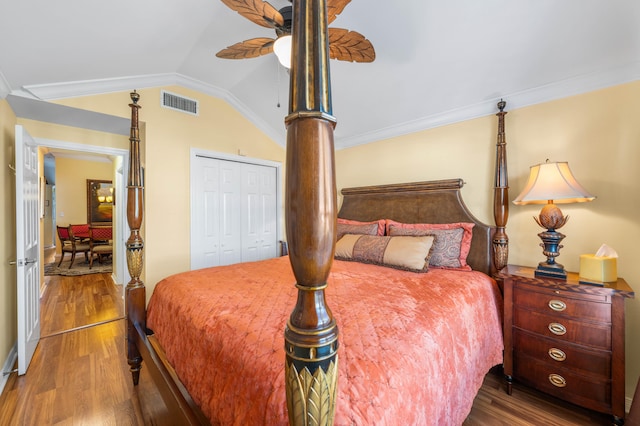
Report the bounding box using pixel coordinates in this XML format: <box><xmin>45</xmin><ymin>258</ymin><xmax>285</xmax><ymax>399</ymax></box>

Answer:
<box><xmin>337</xmin><ymin>218</ymin><xmax>385</xmax><ymax>241</ymax></box>
<box><xmin>335</xmin><ymin>234</ymin><xmax>435</xmax><ymax>272</ymax></box>
<box><xmin>385</xmin><ymin>220</ymin><xmax>474</xmax><ymax>271</ymax></box>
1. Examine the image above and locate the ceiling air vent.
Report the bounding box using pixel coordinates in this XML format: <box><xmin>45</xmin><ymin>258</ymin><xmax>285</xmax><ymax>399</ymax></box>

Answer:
<box><xmin>161</xmin><ymin>90</ymin><xmax>199</xmax><ymax>116</ymax></box>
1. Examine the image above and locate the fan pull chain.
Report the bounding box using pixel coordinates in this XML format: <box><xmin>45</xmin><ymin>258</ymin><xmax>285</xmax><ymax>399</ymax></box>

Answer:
<box><xmin>276</xmin><ymin>58</ymin><xmax>281</xmax><ymax>108</ymax></box>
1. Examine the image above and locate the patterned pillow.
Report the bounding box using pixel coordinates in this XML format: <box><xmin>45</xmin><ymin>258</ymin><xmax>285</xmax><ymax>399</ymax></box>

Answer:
<box><xmin>386</xmin><ymin>220</ymin><xmax>474</xmax><ymax>271</ymax></box>
<box><xmin>337</xmin><ymin>218</ymin><xmax>385</xmax><ymax>241</ymax></box>
<box><xmin>335</xmin><ymin>234</ymin><xmax>435</xmax><ymax>272</ymax></box>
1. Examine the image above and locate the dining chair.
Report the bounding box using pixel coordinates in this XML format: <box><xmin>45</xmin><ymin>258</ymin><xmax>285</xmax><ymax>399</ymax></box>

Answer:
<box><xmin>69</xmin><ymin>224</ymin><xmax>90</xmax><ymax>243</ymax></box>
<box><xmin>57</xmin><ymin>226</ymin><xmax>90</xmax><ymax>268</ymax></box>
<box><xmin>89</xmin><ymin>226</ymin><xmax>113</xmax><ymax>268</ymax></box>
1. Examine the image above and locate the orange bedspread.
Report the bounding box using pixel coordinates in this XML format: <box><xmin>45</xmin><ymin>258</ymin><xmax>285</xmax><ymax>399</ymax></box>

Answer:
<box><xmin>147</xmin><ymin>256</ymin><xmax>503</xmax><ymax>425</ymax></box>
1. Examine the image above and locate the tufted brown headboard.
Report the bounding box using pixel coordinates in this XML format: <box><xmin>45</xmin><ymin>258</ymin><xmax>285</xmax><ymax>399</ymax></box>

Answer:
<box><xmin>338</xmin><ymin>178</ymin><xmax>496</xmax><ymax>276</ymax></box>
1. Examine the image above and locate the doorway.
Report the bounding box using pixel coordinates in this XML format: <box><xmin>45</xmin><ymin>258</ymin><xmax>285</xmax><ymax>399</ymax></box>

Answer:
<box><xmin>35</xmin><ymin>139</ymin><xmax>129</xmax><ymax>337</ymax></box>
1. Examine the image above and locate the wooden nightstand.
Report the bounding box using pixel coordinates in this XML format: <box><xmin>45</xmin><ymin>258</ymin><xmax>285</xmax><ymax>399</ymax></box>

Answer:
<box><xmin>500</xmin><ymin>265</ymin><xmax>635</xmax><ymax>425</ymax></box>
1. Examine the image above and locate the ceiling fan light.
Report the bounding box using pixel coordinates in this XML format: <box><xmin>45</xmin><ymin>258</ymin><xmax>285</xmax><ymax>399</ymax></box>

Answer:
<box><xmin>273</xmin><ymin>35</ymin><xmax>292</xmax><ymax>68</ymax></box>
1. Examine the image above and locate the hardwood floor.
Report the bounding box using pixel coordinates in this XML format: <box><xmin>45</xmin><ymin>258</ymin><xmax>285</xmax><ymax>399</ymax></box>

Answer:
<box><xmin>0</xmin><ymin>267</ymin><xmax>621</xmax><ymax>425</ymax></box>
<box><xmin>41</xmin><ymin>273</ymin><xmax>124</xmax><ymax>337</ymax></box>
<box><xmin>464</xmin><ymin>368</ymin><xmax>612</xmax><ymax>425</ymax></box>
<box><xmin>0</xmin><ymin>319</ymin><xmax>169</xmax><ymax>425</ymax></box>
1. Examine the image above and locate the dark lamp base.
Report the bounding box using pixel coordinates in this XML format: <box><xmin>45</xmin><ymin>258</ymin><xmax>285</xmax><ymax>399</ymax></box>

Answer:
<box><xmin>535</xmin><ymin>262</ymin><xmax>567</xmax><ymax>280</ymax></box>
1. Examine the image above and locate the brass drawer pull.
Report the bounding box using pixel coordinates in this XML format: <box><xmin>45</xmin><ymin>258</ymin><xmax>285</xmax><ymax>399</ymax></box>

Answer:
<box><xmin>549</xmin><ymin>374</ymin><xmax>567</xmax><ymax>388</ymax></box>
<box><xmin>548</xmin><ymin>299</ymin><xmax>567</xmax><ymax>312</ymax></box>
<box><xmin>548</xmin><ymin>322</ymin><xmax>567</xmax><ymax>336</ymax></box>
<box><xmin>548</xmin><ymin>347</ymin><xmax>567</xmax><ymax>361</ymax></box>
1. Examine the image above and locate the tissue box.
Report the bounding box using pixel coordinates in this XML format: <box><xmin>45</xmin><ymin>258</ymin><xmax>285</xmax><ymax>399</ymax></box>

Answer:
<box><xmin>579</xmin><ymin>254</ymin><xmax>617</xmax><ymax>283</ymax></box>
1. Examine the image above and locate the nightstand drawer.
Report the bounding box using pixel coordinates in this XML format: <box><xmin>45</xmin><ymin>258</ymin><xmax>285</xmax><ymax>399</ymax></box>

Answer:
<box><xmin>513</xmin><ymin>329</ymin><xmax>611</xmax><ymax>378</ymax></box>
<box><xmin>514</xmin><ymin>353</ymin><xmax>611</xmax><ymax>413</ymax></box>
<box><xmin>514</xmin><ymin>309</ymin><xmax>611</xmax><ymax>349</ymax></box>
<box><xmin>514</xmin><ymin>286</ymin><xmax>611</xmax><ymax>323</ymax></box>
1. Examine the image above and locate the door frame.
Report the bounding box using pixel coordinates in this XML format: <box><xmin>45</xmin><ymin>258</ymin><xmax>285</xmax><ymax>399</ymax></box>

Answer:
<box><xmin>189</xmin><ymin>148</ymin><xmax>283</xmax><ymax>270</ymax></box>
<box><xmin>34</xmin><ymin>137</ymin><xmax>130</xmax><ymax>287</ymax></box>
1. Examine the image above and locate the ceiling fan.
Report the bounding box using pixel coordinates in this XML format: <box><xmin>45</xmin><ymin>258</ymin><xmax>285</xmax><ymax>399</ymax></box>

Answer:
<box><xmin>216</xmin><ymin>0</ymin><xmax>375</xmax><ymax>68</ymax></box>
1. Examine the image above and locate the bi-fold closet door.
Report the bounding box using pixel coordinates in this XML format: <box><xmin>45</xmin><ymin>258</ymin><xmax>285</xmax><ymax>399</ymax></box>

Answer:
<box><xmin>192</xmin><ymin>155</ymin><xmax>278</xmax><ymax>270</ymax></box>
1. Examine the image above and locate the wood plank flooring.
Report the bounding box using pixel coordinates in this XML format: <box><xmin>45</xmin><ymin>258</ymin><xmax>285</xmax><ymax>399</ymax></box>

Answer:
<box><xmin>464</xmin><ymin>368</ymin><xmax>612</xmax><ymax>425</ymax></box>
<box><xmin>0</xmin><ymin>319</ymin><xmax>169</xmax><ymax>425</ymax></box>
<box><xmin>0</xmin><ymin>269</ymin><xmax>620</xmax><ymax>425</ymax></box>
<box><xmin>41</xmin><ymin>273</ymin><xmax>124</xmax><ymax>337</ymax></box>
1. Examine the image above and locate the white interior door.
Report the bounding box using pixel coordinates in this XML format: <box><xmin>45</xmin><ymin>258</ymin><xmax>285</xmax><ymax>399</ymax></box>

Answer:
<box><xmin>192</xmin><ymin>156</ymin><xmax>221</xmax><ymax>269</ymax></box>
<box><xmin>242</xmin><ymin>163</ymin><xmax>277</xmax><ymax>262</ymax></box>
<box><xmin>15</xmin><ymin>125</ymin><xmax>41</xmax><ymax>375</ymax></box>
<box><xmin>218</xmin><ymin>160</ymin><xmax>242</xmax><ymax>266</ymax></box>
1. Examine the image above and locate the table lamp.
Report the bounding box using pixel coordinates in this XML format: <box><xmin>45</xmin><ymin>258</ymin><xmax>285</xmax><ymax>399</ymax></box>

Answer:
<box><xmin>513</xmin><ymin>160</ymin><xmax>595</xmax><ymax>279</ymax></box>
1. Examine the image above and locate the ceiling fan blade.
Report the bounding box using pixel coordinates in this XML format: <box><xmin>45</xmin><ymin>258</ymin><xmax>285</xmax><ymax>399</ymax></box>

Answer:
<box><xmin>327</xmin><ymin>0</ymin><xmax>351</xmax><ymax>24</ymax></box>
<box><xmin>216</xmin><ymin>37</ymin><xmax>275</xmax><ymax>59</ymax></box>
<box><xmin>328</xmin><ymin>28</ymin><xmax>375</xmax><ymax>63</ymax></box>
<box><xmin>220</xmin><ymin>0</ymin><xmax>284</xmax><ymax>29</ymax></box>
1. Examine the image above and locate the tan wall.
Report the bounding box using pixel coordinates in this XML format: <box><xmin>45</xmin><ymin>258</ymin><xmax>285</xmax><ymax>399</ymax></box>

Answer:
<box><xmin>54</xmin><ymin>157</ymin><xmax>114</xmax><ymax>253</ymax></box>
<box><xmin>336</xmin><ymin>81</ymin><xmax>640</xmax><ymax>400</ymax></box>
<box><xmin>0</xmin><ymin>99</ymin><xmax>18</xmax><ymax>367</ymax></box>
<box><xmin>55</xmin><ymin>86</ymin><xmax>286</xmax><ymax>296</ymax></box>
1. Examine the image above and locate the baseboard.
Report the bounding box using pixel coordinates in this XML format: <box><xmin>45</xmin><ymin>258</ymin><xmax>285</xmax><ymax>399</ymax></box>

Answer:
<box><xmin>0</xmin><ymin>343</ymin><xmax>18</xmax><ymax>395</ymax></box>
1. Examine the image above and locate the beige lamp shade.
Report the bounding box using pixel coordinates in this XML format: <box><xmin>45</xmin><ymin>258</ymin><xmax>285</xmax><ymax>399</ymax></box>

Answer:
<box><xmin>513</xmin><ymin>161</ymin><xmax>596</xmax><ymax>205</ymax></box>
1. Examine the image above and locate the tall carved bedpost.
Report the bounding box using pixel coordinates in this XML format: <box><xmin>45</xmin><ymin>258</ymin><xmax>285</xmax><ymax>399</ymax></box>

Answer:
<box><xmin>284</xmin><ymin>0</ymin><xmax>339</xmax><ymax>424</ymax></box>
<box><xmin>493</xmin><ymin>99</ymin><xmax>509</xmax><ymax>272</ymax></box>
<box><xmin>125</xmin><ymin>91</ymin><xmax>146</xmax><ymax>385</ymax></box>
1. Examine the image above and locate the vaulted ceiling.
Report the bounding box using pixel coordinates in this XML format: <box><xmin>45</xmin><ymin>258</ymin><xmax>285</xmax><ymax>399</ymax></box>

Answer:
<box><xmin>1</xmin><ymin>0</ymin><xmax>638</xmax><ymax>149</ymax></box>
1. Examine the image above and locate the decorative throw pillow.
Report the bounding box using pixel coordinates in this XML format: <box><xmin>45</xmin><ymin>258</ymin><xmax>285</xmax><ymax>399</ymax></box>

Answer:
<box><xmin>385</xmin><ymin>220</ymin><xmax>474</xmax><ymax>271</ymax></box>
<box><xmin>337</xmin><ymin>218</ymin><xmax>385</xmax><ymax>241</ymax></box>
<box><xmin>335</xmin><ymin>234</ymin><xmax>435</xmax><ymax>272</ymax></box>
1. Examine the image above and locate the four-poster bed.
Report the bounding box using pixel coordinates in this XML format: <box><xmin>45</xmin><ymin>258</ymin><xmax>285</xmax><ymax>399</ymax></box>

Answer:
<box><xmin>124</xmin><ymin>1</ymin><xmax>511</xmax><ymax>424</ymax></box>
<box><xmin>124</xmin><ymin>101</ymin><xmax>511</xmax><ymax>425</ymax></box>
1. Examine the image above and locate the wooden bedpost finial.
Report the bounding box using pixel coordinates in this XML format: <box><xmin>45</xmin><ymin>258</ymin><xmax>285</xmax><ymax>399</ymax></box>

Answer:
<box><xmin>130</xmin><ymin>90</ymin><xmax>140</xmax><ymax>104</ymax></box>
<box><xmin>497</xmin><ymin>98</ymin><xmax>506</xmax><ymax>112</ymax></box>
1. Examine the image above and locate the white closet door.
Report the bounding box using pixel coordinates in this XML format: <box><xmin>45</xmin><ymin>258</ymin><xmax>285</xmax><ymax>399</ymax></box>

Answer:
<box><xmin>241</xmin><ymin>163</ymin><xmax>277</xmax><ymax>262</ymax></box>
<box><xmin>192</xmin><ymin>156</ymin><xmax>221</xmax><ymax>269</ymax></box>
<box><xmin>192</xmin><ymin>155</ymin><xmax>278</xmax><ymax>269</ymax></box>
<box><xmin>218</xmin><ymin>160</ymin><xmax>242</xmax><ymax>266</ymax></box>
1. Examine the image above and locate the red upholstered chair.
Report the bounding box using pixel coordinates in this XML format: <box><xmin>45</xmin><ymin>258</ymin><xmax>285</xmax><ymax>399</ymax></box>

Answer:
<box><xmin>89</xmin><ymin>226</ymin><xmax>113</xmax><ymax>269</ymax></box>
<box><xmin>57</xmin><ymin>226</ymin><xmax>90</xmax><ymax>268</ymax></box>
<box><xmin>69</xmin><ymin>224</ymin><xmax>90</xmax><ymax>243</ymax></box>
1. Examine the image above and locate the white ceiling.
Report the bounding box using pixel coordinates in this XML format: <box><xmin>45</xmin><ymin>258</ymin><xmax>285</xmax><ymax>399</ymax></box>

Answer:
<box><xmin>1</xmin><ymin>0</ymin><xmax>639</xmax><ymax>149</ymax></box>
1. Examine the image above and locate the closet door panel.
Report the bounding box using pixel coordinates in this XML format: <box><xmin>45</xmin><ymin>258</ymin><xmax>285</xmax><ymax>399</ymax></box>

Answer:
<box><xmin>192</xmin><ymin>157</ymin><xmax>221</xmax><ymax>269</ymax></box>
<box><xmin>219</xmin><ymin>161</ymin><xmax>242</xmax><ymax>266</ymax></box>
<box><xmin>257</xmin><ymin>165</ymin><xmax>277</xmax><ymax>260</ymax></box>
<box><xmin>242</xmin><ymin>163</ymin><xmax>277</xmax><ymax>262</ymax></box>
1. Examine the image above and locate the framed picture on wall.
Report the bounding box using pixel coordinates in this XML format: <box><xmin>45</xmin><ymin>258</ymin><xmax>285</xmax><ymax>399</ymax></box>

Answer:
<box><xmin>87</xmin><ymin>179</ymin><xmax>114</xmax><ymax>225</ymax></box>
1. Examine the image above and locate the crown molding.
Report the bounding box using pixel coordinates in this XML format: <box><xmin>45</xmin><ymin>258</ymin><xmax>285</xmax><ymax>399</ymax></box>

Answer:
<box><xmin>21</xmin><ymin>73</ymin><xmax>286</xmax><ymax>146</ymax></box>
<box><xmin>14</xmin><ymin>61</ymin><xmax>640</xmax><ymax>151</ymax></box>
<box><xmin>22</xmin><ymin>74</ymin><xmax>177</xmax><ymax>100</ymax></box>
<box><xmin>335</xmin><ymin>60</ymin><xmax>640</xmax><ymax>150</ymax></box>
